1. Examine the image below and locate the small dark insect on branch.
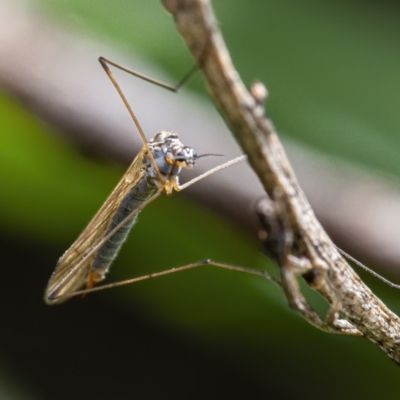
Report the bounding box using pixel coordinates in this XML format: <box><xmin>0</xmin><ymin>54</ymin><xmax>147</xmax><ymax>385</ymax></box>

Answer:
<box><xmin>162</xmin><ymin>0</ymin><xmax>400</xmax><ymax>364</ymax></box>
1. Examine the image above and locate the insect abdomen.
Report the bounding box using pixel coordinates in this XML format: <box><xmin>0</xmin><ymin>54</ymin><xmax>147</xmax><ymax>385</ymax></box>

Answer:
<box><xmin>92</xmin><ymin>179</ymin><xmax>157</xmax><ymax>276</ymax></box>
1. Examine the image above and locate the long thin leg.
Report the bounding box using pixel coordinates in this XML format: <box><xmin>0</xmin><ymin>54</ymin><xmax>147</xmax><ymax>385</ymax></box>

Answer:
<box><xmin>336</xmin><ymin>246</ymin><xmax>400</xmax><ymax>290</ymax></box>
<box><xmin>100</xmin><ymin>56</ymin><xmax>198</xmax><ymax>93</ymax></box>
<box><xmin>53</xmin><ymin>259</ymin><xmax>280</xmax><ymax>302</ymax></box>
<box><xmin>176</xmin><ymin>154</ymin><xmax>247</xmax><ymax>190</ymax></box>
<box><xmin>98</xmin><ymin>57</ymin><xmax>163</xmax><ymax>183</ymax></box>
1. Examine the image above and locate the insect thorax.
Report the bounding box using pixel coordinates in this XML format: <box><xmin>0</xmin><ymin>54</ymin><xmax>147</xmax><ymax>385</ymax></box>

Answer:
<box><xmin>146</xmin><ymin>131</ymin><xmax>197</xmax><ymax>190</ymax></box>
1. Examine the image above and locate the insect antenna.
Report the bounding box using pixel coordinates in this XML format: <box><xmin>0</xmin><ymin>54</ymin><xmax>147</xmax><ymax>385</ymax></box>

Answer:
<box><xmin>196</xmin><ymin>153</ymin><xmax>223</xmax><ymax>159</ymax></box>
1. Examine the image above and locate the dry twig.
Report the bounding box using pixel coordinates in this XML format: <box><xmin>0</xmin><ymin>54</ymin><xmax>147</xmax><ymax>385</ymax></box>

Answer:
<box><xmin>162</xmin><ymin>0</ymin><xmax>400</xmax><ymax>364</ymax></box>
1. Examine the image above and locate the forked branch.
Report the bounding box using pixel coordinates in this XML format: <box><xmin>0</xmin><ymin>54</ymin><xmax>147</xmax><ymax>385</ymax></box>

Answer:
<box><xmin>162</xmin><ymin>0</ymin><xmax>400</xmax><ymax>364</ymax></box>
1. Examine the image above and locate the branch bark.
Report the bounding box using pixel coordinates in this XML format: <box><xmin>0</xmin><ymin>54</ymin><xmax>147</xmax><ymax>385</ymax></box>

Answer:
<box><xmin>162</xmin><ymin>0</ymin><xmax>400</xmax><ymax>364</ymax></box>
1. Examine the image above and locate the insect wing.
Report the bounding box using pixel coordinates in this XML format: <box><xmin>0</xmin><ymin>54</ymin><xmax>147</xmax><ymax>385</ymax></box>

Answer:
<box><xmin>44</xmin><ymin>148</ymin><xmax>147</xmax><ymax>304</ymax></box>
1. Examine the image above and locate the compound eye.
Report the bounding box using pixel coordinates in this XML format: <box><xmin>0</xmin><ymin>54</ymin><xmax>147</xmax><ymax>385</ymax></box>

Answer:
<box><xmin>176</xmin><ymin>148</ymin><xmax>189</xmax><ymax>160</ymax></box>
<box><xmin>183</xmin><ymin>147</ymin><xmax>195</xmax><ymax>157</ymax></box>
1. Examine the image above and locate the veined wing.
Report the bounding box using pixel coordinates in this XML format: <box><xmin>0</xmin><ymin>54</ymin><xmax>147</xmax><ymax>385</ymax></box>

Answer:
<box><xmin>45</xmin><ymin>147</ymin><xmax>148</xmax><ymax>304</ymax></box>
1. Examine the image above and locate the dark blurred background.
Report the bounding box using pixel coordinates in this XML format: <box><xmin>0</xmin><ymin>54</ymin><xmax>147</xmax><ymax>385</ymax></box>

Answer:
<box><xmin>1</xmin><ymin>1</ymin><xmax>400</xmax><ymax>399</ymax></box>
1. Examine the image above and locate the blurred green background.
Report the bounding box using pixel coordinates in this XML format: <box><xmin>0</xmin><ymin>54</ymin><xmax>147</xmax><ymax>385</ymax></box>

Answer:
<box><xmin>1</xmin><ymin>1</ymin><xmax>400</xmax><ymax>399</ymax></box>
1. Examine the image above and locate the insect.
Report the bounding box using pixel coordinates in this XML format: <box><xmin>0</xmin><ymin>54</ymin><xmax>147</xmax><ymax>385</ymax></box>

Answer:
<box><xmin>44</xmin><ymin>57</ymin><xmax>247</xmax><ymax>304</ymax></box>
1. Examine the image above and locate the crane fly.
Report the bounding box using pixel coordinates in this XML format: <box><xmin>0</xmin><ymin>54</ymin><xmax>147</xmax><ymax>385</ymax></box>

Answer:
<box><xmin>44</xmin><ymin>57</ymin><xmax>247</xmax><ymax>305</ymax></box>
